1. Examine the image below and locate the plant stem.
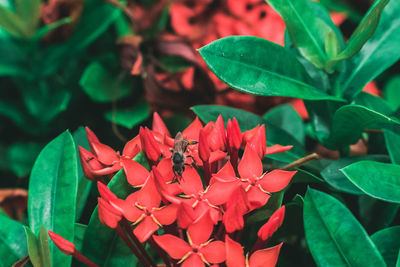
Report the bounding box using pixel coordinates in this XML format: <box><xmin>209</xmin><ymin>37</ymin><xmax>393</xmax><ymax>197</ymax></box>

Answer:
<box><xmin>280</xmin><ymin>153</ymin><xmax>320</xmax><ymax>171</ymax></box>
<box><xmin>74</xmin><ymin>250</ymin><xmax>100</xmax><ymax>267</ymax></box>
<box><xmin>115</xmin><ymin>224</ymin><xmax>150</xmax><ymax>267</ymax></box>
<box><xmin>121</xmin><ymin>219</ymin><xmax>157</xmax><ymax>267</ymax></box>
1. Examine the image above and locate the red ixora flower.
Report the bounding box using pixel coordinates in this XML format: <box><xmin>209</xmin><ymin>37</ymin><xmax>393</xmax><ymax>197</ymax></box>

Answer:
<box><xmin>213</xmin><ymin>145</ymin><xmax>296</xmax><ymax>210</ymax></box>
<box><xmin>153</xmin><ymin>210</ymin><xmax>226</xmax><ymax>267</ymax></box>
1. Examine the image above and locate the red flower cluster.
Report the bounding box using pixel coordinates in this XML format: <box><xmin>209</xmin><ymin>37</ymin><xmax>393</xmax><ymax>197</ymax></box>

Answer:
<box><xmin>52</xmin><ymin>113</ymin><xmax>296</xmax><ymax>266</ymax></box>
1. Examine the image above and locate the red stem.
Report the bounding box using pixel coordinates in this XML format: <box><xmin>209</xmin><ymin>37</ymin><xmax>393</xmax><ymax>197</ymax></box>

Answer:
<box><xmin>121</xmin><ymin>219</ymin><xmax>157</xmax><ymax>267</ymax></box>
<box><xmin>148</xmin><ymin>236</ymin><xmax>173</xmax><ymax>267</ymax></box>
<box><xmin>73</xmin><ymin>250</ymin><xmax>100</xmax><ymax>267</ymax></box>
<box><xmin>202</xmin><ymin>160</ymin><xmax>211</xmax><ymax>185</ymax></box>
<box><xmin>115</xmin><ymin>224</ymin><xmax>150</xmax><ymax>267</ymax></box>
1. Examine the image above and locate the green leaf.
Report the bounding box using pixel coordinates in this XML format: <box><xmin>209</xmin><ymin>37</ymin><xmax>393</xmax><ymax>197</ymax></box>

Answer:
<box><xmin>0</xmin><ymin>213</ymin><xmax>27</xmax><ymax>266</ymax></box>
<box><xmin>384</xmin><ymin>75</ymin><xmax>400</xmax><ymax>109</ymax></box>
<box><xmin>324</xmin><ymin>104</ymin><xmax>400</xmax><ymax>149</ymax></box>
<box><xmin>14</xmin><ymin>0</ymin><xmax>41</xmax><ymax>33</ymax></box>
<box><xmin>74</xmin><ymin>223</ymin><xmax>87</xmax><ymax>252</ymax></box>
<box><xmin>265</xmin><ymin>0</ymin><xmax>331</xmax><ymax>68</ymax></box>
<box><xmin>353</xmin><ymin>91</ymin><xmax>394</xmax><ymax>116</ymax></box>
<box><xmin>25</xmin><ymin>227</ymin><xmax>42</xmax><ymax>267</ymax></box>
<box><xmin>359</xmin><ymin>195</ymin><xmax>399</xmax><ymax>234</ymax></box>
<box><xmin>104</xmin><ymin>100</ymin><xmax>150</xmax><ymax>129</ymax></box>
<box><xmin>28</xmin><ymin>131</ymin><xmax>78</xmax><ymax>267</ymax></box>
<box><xmin>198</xmin><ymin>36</ymin><xmax>344</xmax><ymax>101</ymax></box>
<box><xmin>321</xmin><ymin>155</ymin><xmax>390</xmax><ymax>195</ymax></box>
<box><xmin>34</xmin><ymin>17</ymin><xmax>72</xmax><ymax>40</ymax></box>
<box><xmin>342</xmin><ymin>161</ymin><xmax>400</xmax><ymax>203</ymax></box>
<box><xmin>341</xmin><ymin>0</ymin><xmax>400</xmax><ymax>98</ymax></box>
<box><xmin>263</xmin><ymin>104</ymin><xmax>305</xmax><ymax>145</ymax></box>
<box><xmin>371</xmin><ymin>226</ymin><xmax>400</xmax><ymax>267</ymax></box>
<box><xmin>192</xmin><ymin>104</ymin><xmax>263</xmax><ymax>131</ymax></box>
<box><xmin>324</xmin><ymin>31</ymin><xmax>340</xmax><ymax>59</ymax></box>
<box><xmin>7</xmin><ymin>142</ymin><xmax>43</xmax><ymax>177</ymax></box>
<box><xmin>384</xmin><ymin>130</ymin><xmax>400</xmax><ymax>164</ymax></box>
<box><xmin>331</xmin><ymin>0</ymin><xmax>389</xmax><ymax>61</ymax></box>
<box><xmin>0</xmin><ymin>5</ymin><xmax>29</xmax><ymax>38</ymax></box>
<box><xmin>80</xmin><ymin>60</ymin><xmax>132</xmax><ymax>103</ymax></box>
<box><xmin>304</xmin><ymin>188</ymin><xmax>386</xmax><ymax>267</ymax></box>
<box><xmin>38</xmin><ymin>226</ymin><xmax>52</xmax><ymax>267</ymax></box>
<box><xmin>81</xmin><ymin>170</ymin><xmax>137</xmax><ymax>266</ymax></box>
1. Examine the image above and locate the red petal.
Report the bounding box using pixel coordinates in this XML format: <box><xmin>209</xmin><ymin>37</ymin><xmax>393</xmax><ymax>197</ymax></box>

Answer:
<box><xmin>258</xmin><ymin>170</ymin><xmax>296</xmax><ymax>193</ymax></box>
<box><xmin>247</xmin><ymin>124</ymin><xmax>266</xmax><ymax>159</ymax></box>
<box><xmin>48</xmin><ymin>231</ymin><xmax>75</xmax><ymax>255</ymax></box>
<box><xmin>227</xmin><ymin>118</ymin><xmax>242</xmax><ymax>151</ymax></box>
<box><xmin>153</xmin><ymin>234</ymin><xmax>191</xmax><ymax>259</ymax></box>
<box><xmin>85</xmin><ymin>126</ymin><xmax>100</xmax><ymax>152</ymax></box>
<box><xmin>248</xmin><ymin>243</ymin><xmax>283</xmax><ymax>267</ymax></box>
<box><xmin>134</xmin><ymin>216</ymin><xmax>159</xmax><ymax>243</ymax></box>
<box><xmin>156</xmin><ymin>158</ymin><xmax>175</xmax><ymax>182</ymax></box>
<box><xmin>139</xmin><ymin>127</ymin><xmax>161</xmax><ymax>163</ymax></box>
<box><xmin>242</xmin><ymin>125</ymin><xmax>259</xmax><ymax>145</ymax></box>
<box><xmin>209</xmin><ymin>150</ymin><xmax>227</xmax><ymax>163</ymax></box>
<box><xmin>120</xmin><ymin>194</ymin><xmax>143</xmax><ymax>222</ymax></box>
<box><xmin>97</xmin><ymin>181</ymin><xmax>117</xmax><ymax>202</ymax></box>
<box><xmin>98</xmin><ymin>198</ymin><xmax>122</xmax><ymax>228</ymax></box>
<box><xmin>152</xmin><ymin>112</ymin><xmax>171</xmax><ymax>137</ymax></box>
<box><xmin>199</xmin><ymin>129</ymin><xmax>211</xmax><ymax>162</ymax></box>
<box><xmin>246</xmin><ymin>186</ymin><xmax>270</xmax><ymax>210</ymax></box>
<box><xmin>207</xmin><ymin>115</ymin><xmax>226</xmax><ymax>151</ymax></box>
<box><xmin>153</xmin><ymin>204</ymin><xmax>178</xmax><ymax>225</ymax></box>
<box><xmin>182</xmin><ymin>117</ymin><xmax>203</xmax><ymax>140</ymax></box>
<box><xmin>225</xmin><ymin>235</ymin><xmax>245</xmax><ymax>267</ymax></box>
<box><xmin>122</xmin><ymin>135</ymin><xmax>141</xmax><ymax>158</ymax></box>
<box><xmin>201</xmin><ymin>241</ymin><xmax>226</xmax><ymax>263</ymax></box>
<box><xmin>265</xmin><ymin>145</ymin><xmax>293</xmax><ymax>155</ymax></box>
<box><xmin>181</xmin><ymin>166</ymin><xmax>204</xmax><ymax>195</ymax></box>
<box><xmin>121</xmin><ymin>158</ymin><xmax>149</xmax><ymax>187</ymax></box>
<box><xmin>213</xmin><ymin>161</ymin><xmax>236</xmax><ymax>182</ymax></box>
<box><xmin>223</xmin><ymin>204</ymin><xmax>244</xmax><ymax>233</ymax></box>
<box><xmin>79</xmin><ymin>146</ymin><xmax>104</xmax><ymax>180</ymax></box>
<box><xmin>238</xmin><ymin>145</ymin><xmax>263</xmax><ymax>179</ymax></box>
<box><xmin>182</xmin><ymin>254</ymin><xmax>205</xmax><ymax>267</ymax></box>
<box><xmin>131</xmin><ymin>53</ymin><xmax>143</xmax><ymax>75</ymax></box>
<box><xmin>91</xmin><ymin>164</ymin><xmax>121</xmax><ymax>176</ymax></box>
<box><xmin>188</xmin><ymin>210</ymin><xmax>214</xmax><ymax>246</ymax></box>
<box><xmin>90</xmin><ymin>141</ymin><xmax>119</xmax><ymax>166</ymax></box>
<box><xmin>136</xmin><ymin>175</ymin><xmax>161</xmax><ymax>209</ymax></box>
<box><xmin>204</xmin><ymin>180</ymin><xmax>241</xmax><ymax>206</ymax></box>
<box><xmin>258</xmin><ymin>206</ymin><xmax>286</xmax><ymax>241</ymax></box>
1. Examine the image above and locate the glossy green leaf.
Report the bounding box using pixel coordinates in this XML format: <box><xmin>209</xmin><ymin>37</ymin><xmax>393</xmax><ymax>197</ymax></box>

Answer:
<box><xmin>342</xmin><ymin>161</ymin><xmax>400</xmax><ymax>203</ymax></box>
<box><xmin>7</xmin><ymin>142</ymin><xmax>42</xmax><ymax>177</ymax></box>
<box><xmin>28</xmin><ymin>131</ymin><xmax>78</xmax><ymax>267</ymax></box>
<box><xmin>81</xmin><ymin>170</ymin><xmax>137</xmax><ymax>266</ymax></box>
<box><xmin>332</xmin><ymin>0</ymin><xmax>389</xmax><ymax>61</ymax></box>
<box><xmin>263</xmin><ymin>104</ymin><xmax>305</xmax><ymax>145</ymax></box>
<box><xmin>341</xmin><ymin>0</ymin><xmax>400</xmax><ymax>98</ymax></box>
<box><xmin>198</xmin><ymin>36</ymin><xmax>344</xmax><ymax>101</ymax></box>
<box><xmin>304</xmin><ymin>188</ymin><xmax>386</xmax><ymax>267</ymax></box>
<box><xmin>0</xmin><ymin>213</ymin><xmax>27</xmax><ymax>266</ymax></box>
<box><xmin>80</xmin><ymin>61</ymin><xmax>132</xmax><ymax>103</ymax></box>
<box><xmin>371</xmin><ymin>226</ymin><xmax>400</xmax><ymax>267</ymax></box>
<box><xmin>291</xmin><ymin>168</ymin><xmax>323</xmax><ymax>183</ymax></box>
<box><xmin>74</xmin><ymin>224</ymin><xmax>87</xmax><ymax>252</ymax></box>
<box><xmin>353</xmin><ymin>91</ymin><xmax>394</xmax><ymax>116</ymax></box>
<box><xmin>384</xmin><ymin>75</ymin><xmax>400</xmax><ymax>109</ymax></box>
<box><xmin>265</xmin><ymin>0</ymin><xmax>331</xmax><ymax>68</ymax></box>
<box><xmin>324</xmin><ymin>31</ymin><xmax>340</xmax><ymax>59</ymax></box>
<box><xmin>104</xmin><ymin>100</ymin><xmax>150</xmax><ymax>129</ymax></box>
<box><xmin>384</xmin><ymin>130</ymin><xmax>400</xmax><ymax>164</ymax></box>
<box><xmin>33</xmin><ymin>17</ymin><xmax>72</xmax><ymax>41</ymax></box>
<box><xmin>324</xmin><ymin>105</ymin><xmax>400</xmax><ymax>149</ymax></box>
<box><xmin>321</xmin><ymin>155</ymin><xmax>389</xmax><ymax>195</ymax></box>
<box><xmin>359</xmin><ymin>195</ymin><xmax>399</xmax><ymax>234</ymax></box>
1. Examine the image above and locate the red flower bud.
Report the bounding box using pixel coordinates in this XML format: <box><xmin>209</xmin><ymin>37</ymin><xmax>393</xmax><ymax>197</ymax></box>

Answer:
<box><xmin>139</xmin><ymin>127</ymin><xmax>161</xmax><ymax>163</ymax></box>
<box><xmin>48</xmin><ymin>231</ymin><xmax>76</xmax><ymax>255</ymax></box>
<box><xmin>97</xmin><ymin>181</ymin><xmax>118</xmax><ymax>202</ymax></box>
<box><xmin>152</xmin><ymin>112</ymin><xmax>171</xmax><ymax>137</ymax></box>
<box><xmin>247</xmin><ymin>124</ymin><xmax>266</xmax><ymax>159</ymax></box>
<box><xmin>78</xmin><ymin>146</ymin><xmax>104</xmax><ymax>180</ymax></box>
<box><xmin>208</xmin><ymin>115</ymin><xmax>227</xmax><ymax>151</ymax></box>
<box><xmin>198</xmin><ymin>129</ymin><xmax>211</xmax><ymax>162</ymax></box>
<box><xmin>85</xmin><ymin>127</ymin><xmax>99</xmax><ymax>153</ymax></box>
<box><xmin>227</xmin><ymin>118</ymin><xmax>242</xmax><ymax>151</ymax></box>
<box><xmin>258</xmin><ymin>205</ymin><xmax>286</xmax><ymax>241</ymax></box>
<box><xmin>89</xmin><ymin>142</ymin><xmax>119</xmax><ymax>166</ymax></box>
